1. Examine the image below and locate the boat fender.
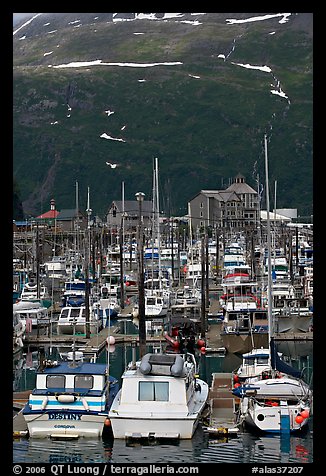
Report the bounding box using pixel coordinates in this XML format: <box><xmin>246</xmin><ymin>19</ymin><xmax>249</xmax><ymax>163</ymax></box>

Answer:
<box><xmin>56</xmin><ymin>394</ymin><xmax>76</xmax><ymax>404</ymax></box>
<box><xmin>81</xmin><ymin>397</ymin><xmax>90</xmax><ymax>411</ymax></box>
<box><xmin>139</xmin><ymin>353</ymin><xmax>152</xmax><ymax>374</ymax></box>
<box><xmin>41</xmin><ymin>396</ymin><xmax>48</xmax><ymax>409</ymax></box>
<box><xmin>15</xmin><ymin>337</ymin><xmax>23</xmax><ymax>348</ymax></box>
<box><xmin>170</xmin><ymin>354</ymin><xmax>185</xmax><ymax>377</ymax></box>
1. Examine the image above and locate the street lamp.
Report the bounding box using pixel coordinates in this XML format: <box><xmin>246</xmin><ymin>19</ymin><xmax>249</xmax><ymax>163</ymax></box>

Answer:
<box><xmin>135</xmin><ymin>192</ymin><xmax>146</xmax><ymax>358</ymax></box>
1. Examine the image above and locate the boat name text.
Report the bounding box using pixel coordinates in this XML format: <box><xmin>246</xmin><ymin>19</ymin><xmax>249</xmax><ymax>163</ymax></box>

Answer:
<box><xmin>48</xmin><ymin>412</ymin><xmax>82</xmax><ymax>420</ymax></box>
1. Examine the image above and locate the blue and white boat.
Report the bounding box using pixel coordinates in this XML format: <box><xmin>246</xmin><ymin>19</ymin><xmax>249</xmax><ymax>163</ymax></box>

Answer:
<box><xmin>61</xmin><ymin>278</ymin><xmax>88</xmax><ymax>307</ymax></box>
<box><xmin>22</xmin><ymin>360</ymin><xmax>119</xmax><ymax>438</ymax></box>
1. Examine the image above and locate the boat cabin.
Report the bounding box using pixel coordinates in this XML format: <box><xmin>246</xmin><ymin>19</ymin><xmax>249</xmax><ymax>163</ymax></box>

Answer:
<box><xmin>114</xmin><ymin>354</ymin><xmax>197</xmax><ymax>416</ymax></box>
<box><xmin>235</xmin><ymin>348</ymin><xmax>271</xmax><ymax>381</ymax></box>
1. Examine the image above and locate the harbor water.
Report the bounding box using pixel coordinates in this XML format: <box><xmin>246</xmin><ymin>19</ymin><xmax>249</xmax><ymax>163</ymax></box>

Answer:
<box><xmin>13</xmin><ymin>332</ymin><xmax>313</xmax><ymax>465</ymax></box>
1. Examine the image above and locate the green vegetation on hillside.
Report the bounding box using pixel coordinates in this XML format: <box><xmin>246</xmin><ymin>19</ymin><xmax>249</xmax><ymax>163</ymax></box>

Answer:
<box><xmin>13</xmin><ymin>13</ymin><xmax>313</xmax><ymax>219</ymax></box>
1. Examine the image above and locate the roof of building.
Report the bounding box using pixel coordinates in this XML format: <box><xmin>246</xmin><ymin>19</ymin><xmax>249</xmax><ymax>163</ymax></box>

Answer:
<box><xmin>195</xmin><ymin>190</ymin><xmax>241</xmax><ymax>202</ymax></box>
<box><xmin>57</xmin><ymin>209</ymin><xmax>84</xmax><ymax>221</ymax></box>
<box><xmin>225</xmin><ymin>179</ymin><xmax>257</xmax><ymax>195</ymax></box>
<box><xmin>110</xmin><ymin>200</ymin><xmax>154</xmax><ymax>216</ymax></box>
<box><xmin>36</xmin><ymin>210</ymin><xmax>59</xmax><ymax>219</ymax></box>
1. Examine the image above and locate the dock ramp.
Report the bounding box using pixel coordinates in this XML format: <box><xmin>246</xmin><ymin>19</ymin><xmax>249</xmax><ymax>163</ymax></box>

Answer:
<box><xmin>206</xmin><ymin>372</ymin><xmax>239</xmax><ymax>437</ymax></box>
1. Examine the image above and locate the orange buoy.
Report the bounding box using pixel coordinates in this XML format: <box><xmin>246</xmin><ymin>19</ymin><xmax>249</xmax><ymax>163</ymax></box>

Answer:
<box><xmin>233</xmin><ymin>383</ymin><xmax>241</xmax><ymax>388</ymax></box>
<box><xmin>200</xmin><ymin>346</ymin><xmax>206</xmax><ymax>354</ymax></box>
<box><xmin>197</xmin><ymin>339</ymin><xmax>205</xmax><ymax>348</ymax></box>
<box><xmin>295</xmin><ymin>415</ymin><xmax>304</xmax><ymax>424</ymax></box>
<box><xmin>301</xmin><ymin>410</ymin><xmax>309</xmax><ymax>419</ymax></box>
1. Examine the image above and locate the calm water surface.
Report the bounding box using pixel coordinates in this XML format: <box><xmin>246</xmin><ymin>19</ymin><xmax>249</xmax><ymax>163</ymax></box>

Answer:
<box><xmin>13</xmin><ymin>331</ymin><xmax>313</xmax><ymax>464</ymax></box>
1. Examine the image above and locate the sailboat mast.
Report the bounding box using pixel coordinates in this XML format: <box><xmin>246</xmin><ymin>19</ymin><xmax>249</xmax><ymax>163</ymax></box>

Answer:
<box><xmin>264</xmin><ymin>134</ymin><xmax>274</xmax><ymax>342</ymax></box>
<box><xmin>154</xmin><ymin>158</ymin><xmax>161</xmax><ymax>282</ymax></box>
<box><xmin>75</xmin><ymin>181</ymin><xmax>79</xmax><ymax>262</ymax></box>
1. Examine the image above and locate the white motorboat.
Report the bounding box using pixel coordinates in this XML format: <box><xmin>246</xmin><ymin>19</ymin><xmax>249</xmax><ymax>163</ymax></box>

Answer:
<box><xmin>233</xmin><ymin>348</ymin><xmax>273</xmax><ymax>383</ymax></box>
<box><xmin>13</xmin><ymin>301</ymin><xmax>51</xmax><ymax>329</ymax></box>
<box><xmin>273</xmin><ymin>296</ymin><xmax>313</xmax><ymax>333</ymax></box>
<box><xmin>57</xmin><ymin>306</ymin><xmax>102</xmax><ymax>335</ymax></box>
<box><xmin>20</xmin><ymin>281</ymin><xmax>52</xmax><ymax>308</ymax></box>
<box><xmin>220</xmin><ymin>307</ymin><xmax>269</xmax><ymax>354</ymax></box>
<box><xmin>108</xmin><ymin>352</ymin><xmax>209</xmax><ymax>439</ymax></box>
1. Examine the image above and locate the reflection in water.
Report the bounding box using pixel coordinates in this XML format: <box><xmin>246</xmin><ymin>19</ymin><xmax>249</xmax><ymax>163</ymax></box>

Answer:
<box><xmin>13</xmin><ymin>422</ymin><xmax>313</xmax><ymax>464</ymax></box>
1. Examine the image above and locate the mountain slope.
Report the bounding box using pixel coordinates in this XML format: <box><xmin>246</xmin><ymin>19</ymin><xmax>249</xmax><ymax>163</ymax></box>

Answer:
<box><xmin>13</xmin><ymin>13</ymin><xmax>313</xmax><ymax>219</ymax></box>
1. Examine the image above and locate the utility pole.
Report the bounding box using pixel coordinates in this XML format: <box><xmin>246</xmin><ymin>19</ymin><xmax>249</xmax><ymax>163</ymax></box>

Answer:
<box><xmin>136</xmin><ymin>192</ymin><xmax>146</xmax><ymax>358</ymax></box>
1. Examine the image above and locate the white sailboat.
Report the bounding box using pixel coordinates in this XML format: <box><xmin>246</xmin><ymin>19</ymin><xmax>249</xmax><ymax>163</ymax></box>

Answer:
<box><xmin>232</xmin><ymin>135</ymin><xmax>313</xmax><ymax>434</ymax></box>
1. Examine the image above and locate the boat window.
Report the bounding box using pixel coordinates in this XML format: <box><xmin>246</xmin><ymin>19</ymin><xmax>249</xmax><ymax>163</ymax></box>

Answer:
<box><xmin>46</xmin><ymin>375</ymin><xmax>65</xmax><ymax>389</ymax></box>
<box><xmin>255</xmin><ymin>312</ymin><xmax>267</xmax><ymax>320</ymax></box>
<box><xmin>228</xmin><ymin>314</ymin><xmax>238</xmax><ymax>321</ymax></box>
<box><xmin>71</xmin><ymin>308</ymin><xmax>80</xmax><ymax>317</ymax></box>
<box><xmin>75</xmin><ymin>375</ymin><xmax>93</xmax><ymax>389</ymax></box>
<box><xmin>61</xmin><ymin>308</ymin><xmax>69</xmax><ymax>318</ymax></box>
<box><xmin>257</xmin><ymin>356</ymin><xmax>269</xmax><ymax>364</ymax></box>
<box><xmin>243</xmin><ymin>358</ymin><xmax>252</xmax><ymax>366</ymax></box>
<box><xmin>138</xmin><ymin>381</ymin><xmax>169</xmax><ymax>401</ymax></box>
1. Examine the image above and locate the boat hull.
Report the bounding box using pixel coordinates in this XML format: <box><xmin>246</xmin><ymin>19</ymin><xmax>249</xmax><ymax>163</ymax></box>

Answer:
<box><xmin>109</xmin><ymin>414</ymin><xmax>199</xmax><ymax>439</ymax></box>
<box><xmin>23</xmin><ymin>409</ymin><xmax>108</xmax><ymax>438</ymax></box>
<box><xmin>109</xmin><ymin>378</ymin><xmax>209</xmax><ymax>439</ymax></box>
<box><xmin>221</xmin><ymin>332</ymin><xmax>268</xmax><ymax>354</ymax></box>
<box><xmin>242</xmin><ymin>403</ymin><xmax>310</xmax><ymax>433</ymax></box>
<box><xmin>274</xmin><ymin>315</ymin><xmax>313</xmax><ymax>334</ymax></box>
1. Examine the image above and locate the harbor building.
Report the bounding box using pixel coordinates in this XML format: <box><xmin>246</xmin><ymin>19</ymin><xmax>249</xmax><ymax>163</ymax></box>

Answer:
<box><xmin>188</xmin><ymin>174</ymin><xmax>259</xmax><ymax>230</ymax></box>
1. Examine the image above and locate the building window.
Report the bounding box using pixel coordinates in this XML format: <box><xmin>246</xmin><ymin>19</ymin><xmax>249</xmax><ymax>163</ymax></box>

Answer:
<box><xmin>138</xmin><ymin>381</ymin><xmax>169</xmax><ymax>401</ymax></box>
<box><xmin>200</xmin><ymin>202</ymin><xmax>203</xmax><ymax>208</ymax></box>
